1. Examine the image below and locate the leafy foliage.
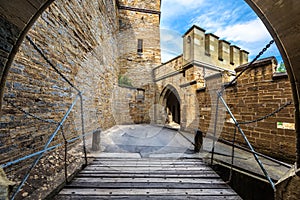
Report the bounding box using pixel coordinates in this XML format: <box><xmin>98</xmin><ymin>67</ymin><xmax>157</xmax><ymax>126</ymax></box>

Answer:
<box><xmin>276</xmin><ymin>62</ymin><xmax>287</xmax><ymax>73</ymax></box>
<box><xmin>118</xmin><ymin>75</ymin><xmax>133</xmax><ymax>87</ymax></box>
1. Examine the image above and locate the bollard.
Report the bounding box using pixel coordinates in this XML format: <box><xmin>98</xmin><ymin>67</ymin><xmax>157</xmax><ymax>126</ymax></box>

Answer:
<box><xmin>194</xmin><ymin>129</ymin><xmax>203</xmax><ymax>152</ymax></box>
<box><xmin>92</xmin><ymin>129</ymin><xmax>101</xmax><ymax>151</ymax></box>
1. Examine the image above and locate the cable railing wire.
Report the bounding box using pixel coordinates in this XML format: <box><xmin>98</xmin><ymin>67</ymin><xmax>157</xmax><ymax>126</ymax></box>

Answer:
<box><xmin>3</xmin><ymin>36</ymin><xmax>88</xmax><ymax>200</ymax></box>
<box><xmin>5</xmin><ymin>100</ymin><xmax>59</xmax><ymax>125</ymax></box>
<box><xmin>239</xmin><ymin>101</ymin><xmax>292</xmax><ymax>125</ymax></box>
<box><xmin>209</xmin><ymin>39</ymin><xmax>289</xmax><ymax>191</ymax></box>
<box><xmin>9</xmin><ymin>92</ymin><xmax>81</xmax><ymax>200</ymax></box>
<box><xmin>26</xmin><ymin>35</ymin><xmax>81</xmax><ymax>94</ymax></box>
<box><xmin>223</xmin><ymin>40</ymin><xmax>275</xmax><ymax>90</ymax></box>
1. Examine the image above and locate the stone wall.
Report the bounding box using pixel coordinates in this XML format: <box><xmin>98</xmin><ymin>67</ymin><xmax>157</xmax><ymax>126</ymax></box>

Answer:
<box><xmin>113</xmin><ymin>85</ymin><xmax>152</xmax><ymax>124</ymax></box>
<box><xmin>0</xmin><ymin>16</ymin><xmax>21</xmax><ymax>111</ymax></box>
<box><xmin>116</xmin><ymin>0</ymin><xmax>161</xmax><ymax>127</ymax></box>
<box><xmin>275</xmin><ymin>166</ymin><xmax>300</xmax><ymax>200</ymax></box>
<box><xmin>154</xmin><ymin>53</ymin><xmax>295</xmax><ymax>162</ymax></box>
<box><xmin>117</xmin><ymin>0</ymin><xmax>161</xmax><ymax>87</ymax></box>
<box><xmin>197</xmin><ymin>57</ymin><xmax>296</xmax><ymax>162</ymax></box>
<box><xmin>0</xmin><ymin>0</ymin><xmax>119</xmax><ymax>198</ymax></box>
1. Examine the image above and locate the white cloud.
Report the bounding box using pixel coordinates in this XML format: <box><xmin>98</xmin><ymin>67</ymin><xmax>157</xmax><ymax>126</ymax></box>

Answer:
<box><xmin>190</xmin><ymin>14</ymin><xmax>223</xmax><ymax>32</ymax></box>
<box><xmin>215</xmin><ymin>18</ymin><xmax>271</xmax><ymax>43</ymax></box>
<box><xmin>169</xmin><ymin>0</ymin><xmax>205</xmax><ymax>8</ymax></box>
<box><xmin>161</xmin><ymin>0</ymin><xmax>205</xmax><ymax>19</ymax></box>
<box><xmin>160</xmin><ymin>0</ymin><xmax>282</xmax><ymax>62</ymax></box>
<box><xmin>160</xmin><ymin>28</ymin><xmax>183</xmax><ymax>62</ymax></box>
<box><xmin>161</xmin><ymin>51</ymin><xmax>181</xmax><ymax>63</ymax></box>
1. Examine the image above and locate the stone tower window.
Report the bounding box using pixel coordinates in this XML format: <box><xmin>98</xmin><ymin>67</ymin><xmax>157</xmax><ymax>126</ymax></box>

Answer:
<box><xmin>205</xmin><ymin>35</ymin><xmax>210</xmax><ymax>56</ymax></box>
<box><xmin>137</xmin><ymin>39</ymin><xmax>143</xmax><ymax>55</ymax></box>
<box><xmin>187</xmin><ymin>36</ymin><xmax>191</xmax><ymax>44</ymax></box>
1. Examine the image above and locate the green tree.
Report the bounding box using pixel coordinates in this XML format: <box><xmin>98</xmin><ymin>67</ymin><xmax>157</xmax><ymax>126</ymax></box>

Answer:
<box><xmin>276</xmin><ymin>61</ymin><xmax>286</xmax><ymax>73</ymax></box>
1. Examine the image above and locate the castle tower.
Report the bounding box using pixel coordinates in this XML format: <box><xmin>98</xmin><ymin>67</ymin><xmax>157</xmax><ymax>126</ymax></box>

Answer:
<box><xmin>117</xmin><ymin>0</ymin><xmax>161</xmax><ymax>87</ymax></box>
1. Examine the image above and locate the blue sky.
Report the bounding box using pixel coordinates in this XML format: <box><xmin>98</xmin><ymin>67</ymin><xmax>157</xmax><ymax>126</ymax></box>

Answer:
<box><xmin>160</xmin><ymin>0</ymin><xmax>282</xmax><ymax>63</ymax></box>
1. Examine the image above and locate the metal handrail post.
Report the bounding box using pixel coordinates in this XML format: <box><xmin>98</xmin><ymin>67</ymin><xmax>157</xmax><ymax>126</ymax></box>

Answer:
<box><xmin>79</xmin><ymin>93</ymin><xmax>87</xmax><ymax>166</ymax></box>
<box><xmin>218</xmin><ymin>93</ymin><xmax>275</xmax><ymax>190</ymax></box>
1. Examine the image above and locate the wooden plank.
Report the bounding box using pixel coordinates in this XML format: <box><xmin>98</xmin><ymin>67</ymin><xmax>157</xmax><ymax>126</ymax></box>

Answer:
<box><xmin>83</xmin><ymin>166</ymin><xmax>212</xmax><ymax>171</ymax></box>
<box><xmin>91</xmin><ymin>161</ymin><xmax>206</xmax><ymax>166</ymax></box>
<box><xmin>92</xmin><ymin>158</ymin><xmax>203</xmax><ymax>161</ymax></box>
<box><xmin>92</xmin><ymin>159</ymin><xmax>204</xmax><ymax>162</ymax></box>
<box><xmin>55</xmin><ymin>195</ymin><xmax>242</xmax><ymax>200</ymax></box>
<box><xmin>78</xmin><ymin>170</ymin><xmax>219</xmax><ymax>175</ymax></box>
<box><xmin>93</xmin><ymin>158</ymin><xmax>203</xmax><ymax>164</ymax></box>
<box><xmin>76</xmin><ymin>173</ymin><xmax>221</xmax><ymax>179</ymax></box>
<box><xmin>71</xmin><ymin>177</ymin><xmax>225</xmax><ymax>184</ymax></box>
<box><xmin>90</xmin><ymin>162</ymin><xmax>207</xmax><ymax>166</ymax></box>
<box><xmin>65</xmin><ymin>182</ymin><xmax>229</xmax><ymax>189</ymax></box>
<box><xmin>55</xmin><ymin>157</ymin><xmax>241</xmax><ymax>199</ymax></box>
<box><xmin>58</xmin><ymin>188</ymin><xmax>238</xmax><ymax>196</ymax></box>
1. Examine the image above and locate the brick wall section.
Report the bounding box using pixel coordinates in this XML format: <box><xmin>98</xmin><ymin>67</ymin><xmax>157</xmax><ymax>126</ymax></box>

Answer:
<box><xmin>197</xmin><ymin>57</ymin><xmax>296</xmax><ymax>162</ymax></box>
<box><xmin>0</xmin><ymin>0</ymin><xmax>119</xmax><ymax>198</ymax></box>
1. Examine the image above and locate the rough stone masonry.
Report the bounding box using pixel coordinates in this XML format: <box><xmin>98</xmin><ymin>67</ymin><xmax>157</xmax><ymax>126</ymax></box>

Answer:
<box><xmin>0</xmin><ymin>0</ymin><xmax>298</xmax><ymax>199</ymax></box>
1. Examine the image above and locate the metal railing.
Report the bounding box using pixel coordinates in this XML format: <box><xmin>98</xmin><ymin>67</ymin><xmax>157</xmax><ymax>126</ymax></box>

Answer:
<box><xmin>3</xmin><ymin>92</ymin><xmax>88</xmax><ymax>200</ymax></box>
<box><xmin>0</xmin><ymin>35</ymin><xmax>89</xmax><ymax>200</ymax></box>
<box><xmin>210</xmin><ymin>40</ymin><xmax>280</xmax><ymax>191</ymax></box>
<box><xmin>211</xmin><ymin>92</ymin><xmax>276</xmax><ymax>190</ymax></box>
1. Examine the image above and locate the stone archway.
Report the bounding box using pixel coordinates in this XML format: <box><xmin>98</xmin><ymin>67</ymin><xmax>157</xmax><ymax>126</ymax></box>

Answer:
<box><xmin>160</xmin><ymin>85</ymin><xmax>181</xmax><ymax>125</ymax></box>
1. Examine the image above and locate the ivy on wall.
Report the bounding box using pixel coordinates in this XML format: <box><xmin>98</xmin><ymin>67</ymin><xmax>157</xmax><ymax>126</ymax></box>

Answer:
<box><xmin>118</xmin><ymin>75</ymin><xmax>133</xmax><ymax>87</ymax></box>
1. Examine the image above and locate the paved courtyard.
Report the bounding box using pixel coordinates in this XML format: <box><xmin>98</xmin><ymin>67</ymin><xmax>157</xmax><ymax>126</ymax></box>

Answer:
<box><xmin>85</xmin><ymin>124</ymin><xmax>290</xmax><ymax>181</ymax></box>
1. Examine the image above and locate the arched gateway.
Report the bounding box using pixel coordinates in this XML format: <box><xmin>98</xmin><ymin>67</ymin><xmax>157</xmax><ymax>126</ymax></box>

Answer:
<box><xmin>159</xmin><ymin>84</ymin><xmax>181</xmax><ymax>125</ymax></box>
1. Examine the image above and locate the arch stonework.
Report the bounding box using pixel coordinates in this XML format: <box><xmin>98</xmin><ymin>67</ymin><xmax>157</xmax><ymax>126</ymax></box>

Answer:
<box><xmin>153</xmin><ymin>59</ymin><xmax>200</xmax><ymax>132</ymax></box>
<box><xmin>0</xmin><ymin>0</ymin><xmax>300</xmax><ymax>199</ymax></box>
<box><xmin>159</xmin><ymin>84</ymin><xmax>181</xmax><ymax>105</ymax></box>
<box><xmin>157</xmin><ymin>84</ymin><xmax>181</xmax><ymax>125</ymax></box>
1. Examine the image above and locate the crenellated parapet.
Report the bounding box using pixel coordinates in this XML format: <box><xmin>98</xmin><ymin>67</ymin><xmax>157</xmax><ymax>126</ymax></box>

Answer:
<box><xmin>183</xmin><ymin>25</ymin><xmax>249</xmax><ymax>71</ymax></box>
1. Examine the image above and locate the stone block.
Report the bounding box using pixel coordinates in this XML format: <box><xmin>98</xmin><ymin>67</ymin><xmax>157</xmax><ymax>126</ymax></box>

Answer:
<box><xmin>0</xmin><ymin>168</ymin><xmax>14</xmax><ymax>200</ymax></box>
<box><xmin>275</xmin><ymin>166</ymin><xmax>300</xmax><ymax>200</ymax></box>
<box><xmin>92</xmin><ymin>129</ymin><xmax>101</xmax><ymax>151</ymax></box>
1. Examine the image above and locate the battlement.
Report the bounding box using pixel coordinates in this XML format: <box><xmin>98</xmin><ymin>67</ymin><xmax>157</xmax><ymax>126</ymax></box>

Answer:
<box><xmin>183</xmin><ymin>25</ymin><xmax>249</xmax><ymax>71</ymax></box>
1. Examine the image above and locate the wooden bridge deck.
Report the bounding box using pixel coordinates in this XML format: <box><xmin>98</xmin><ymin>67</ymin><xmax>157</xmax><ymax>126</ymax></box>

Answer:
<box><xmin>55</xmin><ymin>157</ymin><xmax>241</xmax><ymax>199</ymax></box>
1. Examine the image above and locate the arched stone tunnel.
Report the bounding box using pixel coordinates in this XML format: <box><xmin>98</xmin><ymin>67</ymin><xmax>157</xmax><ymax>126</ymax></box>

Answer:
<box><xmin>0</xmin><ymin>0</ymin><xmax>300</xmax><ymax>199</ymax></box>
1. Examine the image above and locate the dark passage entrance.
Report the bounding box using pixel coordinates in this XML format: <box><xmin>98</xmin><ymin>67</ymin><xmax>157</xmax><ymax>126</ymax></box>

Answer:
<box><xmin>160</xmin><ymin>85</ymin><xmax>181</xmax><ymax>125</ymax></box>
<box><xmin>166</xmin><ymin>91</ymin><xmax>180</xmax><ymax>124</ymax></box>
